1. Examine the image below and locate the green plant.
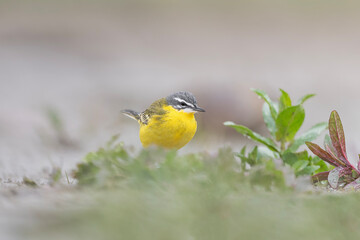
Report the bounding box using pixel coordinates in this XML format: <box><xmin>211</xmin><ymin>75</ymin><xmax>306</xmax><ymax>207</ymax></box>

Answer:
<box><xmin>236</xmin><ymin>146</ymin><xmax>286</xmax><ymax>189</ymax></box>
<box><xmin>73</xmin><ymin>135</ymin><xmax>288</xmax><ymax>190</ymax></box>
<box><xmin>225</xmin><ymin>89</ymin><xmax>330</xmax><ymax>176</ymax></box>
<box><xmin>306</xmin><ymin>110</ymin><xmax>360</xmax><ymax>189</ymax></box>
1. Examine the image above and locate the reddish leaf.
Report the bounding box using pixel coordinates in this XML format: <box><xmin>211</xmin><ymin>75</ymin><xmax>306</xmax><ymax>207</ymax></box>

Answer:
<box><xmin>329</xmin><ymin>111</ymin><xmax>350</xmax><ymax>165</ymax></box>
<box><xmin>324</xmin><ymin>135</ymin><xmax>337</xmax><ymax>158</ymax></box>
<box><xmin>325</xmin><ymin>144</ymin><xmax>343</xmax><ymax>166</ymax></box>
<box><xmin>306</xmin><ymin>142</ymin><xmax>346</xmax><ymax>167</ymax></box>
<box><xmin>312</xmin><ymin>171</ymin><xmax>330</xmax><ymax>183</ymax></box>
<box><xmin>328</xmin><ymin>111</ymin><xmax>359</xmax><ymax>174</ymax></box>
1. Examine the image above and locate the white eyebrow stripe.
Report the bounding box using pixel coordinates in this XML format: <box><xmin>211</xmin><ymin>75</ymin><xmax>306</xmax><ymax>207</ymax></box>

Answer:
<box><xmin>174</xmin><ymin>97</ymin><xmax>194</xmax><ymax>107</ymax></box>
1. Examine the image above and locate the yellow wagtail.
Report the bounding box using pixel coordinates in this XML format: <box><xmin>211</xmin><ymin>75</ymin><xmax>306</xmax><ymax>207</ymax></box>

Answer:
<box><xmin>122</xmin><ymin>91</ymin><xmax>205</xmax><ymax>149</ymax></box>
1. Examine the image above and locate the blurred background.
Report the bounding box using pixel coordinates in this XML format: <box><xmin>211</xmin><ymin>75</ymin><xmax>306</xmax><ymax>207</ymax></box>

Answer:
<box><xmin>1</xmin><ymin>0</ymin><xmax>360</xmax><ymax>179</ymax></box>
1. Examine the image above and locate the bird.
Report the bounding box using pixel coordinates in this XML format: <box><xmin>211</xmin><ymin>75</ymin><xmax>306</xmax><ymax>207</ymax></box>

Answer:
<box><xmin>121</xmin><ymin>91</ymin><xmax>205</xmax><ymax>149</ymax></box>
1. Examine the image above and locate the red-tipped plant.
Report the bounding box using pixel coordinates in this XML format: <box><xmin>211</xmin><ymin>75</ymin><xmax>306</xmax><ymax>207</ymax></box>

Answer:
<box><xmin>306</xmin><ymin>111</ymin><xmax>360</xmax><ymax>189</ymax></box>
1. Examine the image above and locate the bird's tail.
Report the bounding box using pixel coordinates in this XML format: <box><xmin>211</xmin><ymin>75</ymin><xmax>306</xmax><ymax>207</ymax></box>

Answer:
<box><xmin>121</xmin><ymin>109</ymin><xmax>140</xmax><ymax>121</ymax></box>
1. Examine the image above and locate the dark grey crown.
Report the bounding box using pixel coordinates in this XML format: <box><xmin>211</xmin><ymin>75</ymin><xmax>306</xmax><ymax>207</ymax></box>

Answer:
<box><xmin>166</xmin><ymin>91</ymin><xmax>205</xmax><ymax>112</ymax></box>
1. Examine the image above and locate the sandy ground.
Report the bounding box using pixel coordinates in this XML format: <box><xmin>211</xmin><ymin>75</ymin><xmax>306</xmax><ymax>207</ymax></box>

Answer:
<box><xmin>1</xmin><ymin>1</ymin><xmax>360</xmax><ymax>239</ymax></box>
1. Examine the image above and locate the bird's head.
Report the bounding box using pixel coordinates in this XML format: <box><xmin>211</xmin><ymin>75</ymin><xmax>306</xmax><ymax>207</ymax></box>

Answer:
<box><xmin>166</xmin><ymin>91</ymin><xmax>205</xmax><ymax>113</ymax></box>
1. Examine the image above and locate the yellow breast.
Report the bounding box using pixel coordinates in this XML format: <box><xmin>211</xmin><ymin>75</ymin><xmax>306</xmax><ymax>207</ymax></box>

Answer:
<box><xmin>139</xmin><ymin>105</ymin><xmax>197</xmax><ymax>149</ymax></box>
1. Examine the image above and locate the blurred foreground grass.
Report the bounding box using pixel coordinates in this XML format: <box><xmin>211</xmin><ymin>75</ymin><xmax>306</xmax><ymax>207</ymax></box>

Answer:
<box><xmin>27</xmin><ymin>186</ymin><xmax>360</xmax><ymax>240</ymax></box>
<box><xmin>23</xmin><ymin>137</ymin><xmax>360</xmax><ymax>240</ymax></box>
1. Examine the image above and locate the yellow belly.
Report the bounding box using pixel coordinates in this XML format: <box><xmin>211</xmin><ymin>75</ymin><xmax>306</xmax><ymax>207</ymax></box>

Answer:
<box><xmin>139</xmin><ymin>106</ymin><xmax>197</xmax><ymax>149</ymax></box>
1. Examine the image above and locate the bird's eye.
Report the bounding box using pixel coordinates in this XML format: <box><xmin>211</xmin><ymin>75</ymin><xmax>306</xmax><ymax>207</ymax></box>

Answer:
<box><xmin>180</xmin><ymin>102</ymin><xmax>187</xmax><ymax>106</ymax></box>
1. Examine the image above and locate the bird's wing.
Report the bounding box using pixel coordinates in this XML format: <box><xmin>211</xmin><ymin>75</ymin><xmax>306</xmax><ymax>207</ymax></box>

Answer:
<box><xmin>140</xmin><ymin>98</ymin><xmax>167</xmax><ymax>125</ymax></box>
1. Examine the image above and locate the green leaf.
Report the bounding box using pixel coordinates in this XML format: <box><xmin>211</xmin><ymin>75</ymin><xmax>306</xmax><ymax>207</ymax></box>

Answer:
<box><xmin>281</xmin><ymin>150</ymin><xmax>308</xmax><ymax>166</ymax></box>
<box><xmin>281</xmin><ymin>152</ymin><xmax>298</xmax><ymax>165</ymax></box>
<box><xmin>240</xmin><ymin>146</ymin><xmax>246</xmax><ymax>157</ymax></box>
<box><xmin>262</xmin><ymin>103</ymin><xmax>276</xmax><ymax>136</ymax></box>
<box><xmin>275</xmin><ymin>105</ymin><xmax>305</xmax><ymax>142</ymax></box>
<box><xmin>288</xmin><ymin>122</ymin><xmax>328</xmax><ymax>152</ymax></box>
<box><xmin>292</xmin><ymin>160</ymin><xmax>309</xmax><ymax>172</ymax></box>
<box><xmin>297</xmin><ymin>94</ymin><xmax>315</xmax><ymax>105</ymax></box>
<box><xmin>298</xmin><ymin>165</ymin><xmax>320</xmax><ymax>176</ymax></box>
<box><xmin>249</xmin><ymin>146</ymin><xmax>258</xmax><ymax>164</ymax></box>
<box><xmin>312</xmin><ymin>156</ymin><xmax>332</xmax><ymax>173</ymax></box>
<box><xmin>257</xmin><ymin>146</ymin><xmax>278</xmax><ymax>159</ymax></box>
<box><xmin>295</xmin><ymin>150</ymin><xmax>309</xmax><ymax>160</ymax></box>
<box><xmin>237</xmin><ymin>146</ymin><xmax>247</xmax><ymax>170</ymax></box>
<box><xmin>279</xmin><ymin>89</ymin><xmax>292</xmax><ymax>111</ymax></box>
<box><xmin>251</xmin><ymin>89</ymin><xmax>278</xmax><ymax>120</ymax></box>
<box><xmin>224</xmin><ymin>121</ymin><xmax>279</xmax><ymax>152</ymax></box>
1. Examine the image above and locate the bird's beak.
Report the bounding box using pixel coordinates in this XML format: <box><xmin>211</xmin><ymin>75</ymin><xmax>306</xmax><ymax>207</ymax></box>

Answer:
<box><xmin>194</xmin><ymin>106</ymin><xmax>205</xmax><ymax>112</ymax></box>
